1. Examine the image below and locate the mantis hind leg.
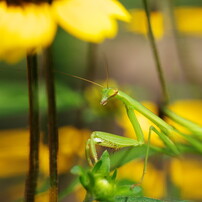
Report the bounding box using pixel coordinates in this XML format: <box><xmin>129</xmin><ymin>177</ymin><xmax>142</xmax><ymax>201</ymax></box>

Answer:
<box><xmin>151</xmin><ymin>126</ymin><xmax>180</xmax><ymax>155</ymax></box>
<box><xmin>135</xmin><ymin>125</ymin><xmax>179</xmax><ymax>186</ymax></box>
<box><xmin>132</xmin><ymin>125</ymin><xmax>152</xmax><ymax>187</ymax></box>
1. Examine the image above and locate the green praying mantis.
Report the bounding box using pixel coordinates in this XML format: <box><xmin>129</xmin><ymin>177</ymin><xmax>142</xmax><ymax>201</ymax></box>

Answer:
<box><xmin>59</xmin><ymin>71</ymin><xmax>202</xmax><ymax>179</ymax></box>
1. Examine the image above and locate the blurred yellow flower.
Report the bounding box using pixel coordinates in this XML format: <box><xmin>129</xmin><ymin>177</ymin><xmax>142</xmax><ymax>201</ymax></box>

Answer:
<box><xmin>75</xmin><ymin>187</ymin><xmax>87</xmax><ymax>202</ymax></box>
<box><xmin>128</xmin><ymin>9</ymin><xmax>164</xmax><ymax>39</ymax></box>
<box><xmin>0</xmin><ymin>1</ymin><xmax>56</xmax><ymax>63</ymax></box>
<box><xmin>118</xmin><ymin>156</ymin><xmax>202</xmax><ymax>200</ymax></box>
<box><xmin>0</xmin><ymin>127</ymin><xmax>90</xmax><ymax>176</ymax></box>
<box><xmin>116</xmin><ymin>101</ymin><xmax>165</xmax><ymax>147</ymax></box>
<box><xmin>0</xmin><ymin>126</ymin><xmax>90</xmax><ymax>178</ymax></box>
<box><xmin>128</xmin><ymin>7</ymin><xmax>202</xmax><ymax>39</ymax></box>
<box><xmin>0</xmin><ymin>126</ymin><xmax>90</xmax><ymax>201</ymax></box>
<box><xmin>165</xmin><ymin>100</ymin><xmax>202</xmax><ymax>142</ymax></box>
<box><xmin>35</xmin><ymin>191</ymin><xmax>49</xmax><ymax>202</ymax></box>
<box><xmin>170</xmin><ymin>157</ymin><xmax>202</xmax><ymax>200</ymax></box>
<box><xmin>0</xmin><ymin>0</ymin><xmax>130</xmax><ymax>63</ymax></box>
<box><xmin>40</xmin><ymin>126</ymin><xmax>90</xmax><ymax>175</ymax></box>
<box><xmin>52</xmin><ymin>0</ymin><xmax>131</xmax><ymax>43</ymax></box>
<box><xmin>0</xmin><ymin>129</ymin><xmax>29</xmax><ymax>177</ymax></box>
<box><xmin>175</xmin><ymin>7</ymin><xmax>202</xmax><ymax>36</ymax></box>
<box><xmin>118</xmin><ymin>160</ymin><xmax>166</xmax><ymax>198</ymax></box>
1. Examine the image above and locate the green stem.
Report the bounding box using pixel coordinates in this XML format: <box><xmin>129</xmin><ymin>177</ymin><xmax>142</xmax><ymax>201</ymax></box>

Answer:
<box><xmin>142</xmin><ymin>0</ymin><xmax>169</xmax><ymax>104</ymax></box>
<box><xmin>25</xmin><ymin>54</ymin><xmax>40</xmax><ymax>202</ymax></box>
<box><xmin>44</xmin><ymin>48</ymin><xmax>59</xmax><ymax>202</ymax></box>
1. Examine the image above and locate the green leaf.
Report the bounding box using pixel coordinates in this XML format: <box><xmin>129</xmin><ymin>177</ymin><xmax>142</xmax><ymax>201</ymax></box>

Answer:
<box><xmin>115</xmin><ymin>185</ymin><xmax>142</xmax><ymax>198</ymax></box>
<box><xmin>87</xmin><ymin>171</ymin><xmax>96</xmax><ymax>187</ymax></box>
<box><xmin>93</xmin><ymin>150</ymin><xmax>110</xmax><ymax>176</ymax></box>
<box><xmin>111</xmin><ymin>169</ymin><xmax>117</xmax><ymax>181</ymax></box>
<box><xmin>110</xmin><ymin>145</ymin><xmax>158</xmax><ymax>170</ymax></box>
<box><xmin>92</xmin><ymin>160</ymin><xmax>102</xmax><ymax>174</ymax></box>
<box><xmin>80</xmin><ymin>172</ymin><xmax>91</xmax><ymax>189</ymax></box>
<box><xmin>70</xmin><ymin>165</ymin><xmax>84</xmax><ymax>175</ymax></box>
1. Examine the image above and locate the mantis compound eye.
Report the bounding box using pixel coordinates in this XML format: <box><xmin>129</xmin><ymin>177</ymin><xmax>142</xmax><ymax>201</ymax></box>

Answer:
<box><xmin>100</xmin><ymin>88</ymin><xmax>118</xmax><ymax>105</ymax></box>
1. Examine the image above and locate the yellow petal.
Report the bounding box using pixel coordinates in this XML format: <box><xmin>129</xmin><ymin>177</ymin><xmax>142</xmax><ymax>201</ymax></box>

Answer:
<box><xmin>0</xmin><ymin>129</ymin><xmax>29</xmax><ymax>177</ymax></box>
<box><xmin>59</xmin><ymin>126</ymin><xmax>90</xmax><ymax>157</ymax></box>
<box><xmin>53</xmin><ymin>0</ymin><xmax>131</xmax><ymax>42</ymax></box>
<box><xmin>128</xmin><ymin>9</ymin><xmax>164</xmax><ymax>39</ymax></box>
<box><xmin>165</xmin><ymin>100</ymin><xmax>202</xmax><ymax>142</ymax></box>
<box><xmin>40</xmin><ymin>126</ymin><xmax>90</xmax><ymax>175</ymax></box>
<box><xmin>35</xmin><ymin>191</ymin><xmax>49</xmax><ymax>202</ymax></box>
<box><xmin>0</xmin><ymin>2</ymin><xmax>57</xmax><ymax>62</ymax></box>
<box><xmin>118</xmin><ymin>160</ymin><xmax>166</xmax><ymax>198</ymax></box>
<box><xmin>170</xmin><ymin>158</ymin><xmax>202</xmax><ymax>199</ymax></box>
<box><xmin>175</xmin><ymin>7</ymin><xmax>202</xmax><ymax>36</ymax></box>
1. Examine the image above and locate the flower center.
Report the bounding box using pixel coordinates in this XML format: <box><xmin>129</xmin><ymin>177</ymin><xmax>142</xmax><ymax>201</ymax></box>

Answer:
<box><xmin>5</xmin><ymin>0</ymin><xmax>52</xmax><ymax>6</ymax></box>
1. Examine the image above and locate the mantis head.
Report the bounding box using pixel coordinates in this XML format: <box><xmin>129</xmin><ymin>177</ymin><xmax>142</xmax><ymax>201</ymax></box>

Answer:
<box><xmin>100</xmin><ymin>88</ymin><xmax>118</xmax><ymax>105</ymax></box>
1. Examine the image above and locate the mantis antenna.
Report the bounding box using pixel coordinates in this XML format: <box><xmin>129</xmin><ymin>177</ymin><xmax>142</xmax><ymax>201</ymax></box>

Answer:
<box><xmin>103</xmin><ymin>55</ymin><xmax>109</xmax><ymax>89</ymax></box>
<box><xmin>54</xmin><ymin>70</ymin><xmax>104</xmax><ymax>88</ymax></box>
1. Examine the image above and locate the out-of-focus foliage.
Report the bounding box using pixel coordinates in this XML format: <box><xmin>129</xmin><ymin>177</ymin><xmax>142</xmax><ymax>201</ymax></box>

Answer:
<box><xmin>0</xmin><ymin>81</ymin><xmax>84</xmax><ymax>116</ymax></box>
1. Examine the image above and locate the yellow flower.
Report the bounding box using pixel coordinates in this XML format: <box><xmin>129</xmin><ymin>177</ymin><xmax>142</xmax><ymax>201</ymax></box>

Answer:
<box><xmin>40</xmin><ymin>126</ymin><xmax>90</xmax><ymax>175</ymax></box>
<box><xmin>128</xmin><ymin>9</ymin><xmax>164</xmax><ymax>39</ymax></box>
<box><xmin>0</xmin><ymin>126</ymin><xmax>90</xmax><ymax>201</ymax></box>
<box><xmin>175</xmin><ymin>7</ymin><xmax>202</xmax><ymax>36</ymax></box>
<box><xmin>165</xmin><ymin>99</ymin><xmax>202</xmax><ymax>142</ymax></box>
<box><xmin>35</xmin><ymin>191</ymin><xmax>49</xmax><ymax>202</ymax></box>
<box><xmin>52</xmin><ymin>0</ymin><xmax>131</xmax><ymax>43</ymax></box>
<box><xmin>0</xmin><ymin>0</ymin><xmax>130</xmax><ymax>63</ymax></box>
<box><xmin>118</xmin><ymin>160</ymin><xmax>166</xmax><ymax>198</ymax></box>
<box><xmin>0</xmin><ymin>2</ymin><xmax>56</xmax><ymax>63</ymax></box>
<box><xmin>118</xmin><ymin>156</ymin><xmax>202</xmax><ymax>200</ymax></box>
<box><xmin>0</xmin><ymin>129</ymin><xmax>29</xmax><ymax>177</ymax></box>
<box><xmin>170</xmin><ymin>157</ymin><xmax>202</xmax><ymax>200</ymax></box>
<box><xmin>0</xmin><ymin>126</ymin><xmax>90</xmax><ymax>176</ymax></box>
<box><xmin>116</xmin><ymin>101</ymin><xmax>164</xmax><ymax>147</ymax></box>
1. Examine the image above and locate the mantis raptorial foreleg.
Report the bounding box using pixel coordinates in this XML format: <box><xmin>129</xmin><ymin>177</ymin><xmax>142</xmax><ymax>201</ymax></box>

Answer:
<box><xmin>85</xmin><ymin>123</ymin><xmax>177</xmax><ymax>184</ymax></box>
<box><xmin>85</xmin><ymin>131</ymin><xmax>141</xmax><ymax>167</ymax></box>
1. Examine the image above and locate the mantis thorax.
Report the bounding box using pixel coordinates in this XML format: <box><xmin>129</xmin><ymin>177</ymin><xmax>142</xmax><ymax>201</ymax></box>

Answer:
<box><xmin>100</xmin><ymin>88</ymin><xmax>118</xmax><ymax>105</ymax></box>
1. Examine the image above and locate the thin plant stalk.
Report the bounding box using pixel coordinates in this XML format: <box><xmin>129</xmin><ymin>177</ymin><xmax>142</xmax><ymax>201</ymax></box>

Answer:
<box><xmin>44</xmin><ymin>48</ymin><xmax>59</xmax><ymax>202</ymax></box>
<box><xmin>142</xmin><ymin>0</ymin><xmax>169</xmax><ymax>104</ymax></box>
<box><xmin>25</xmin><ymin>54</ymin><xmax>40</xmax><ymax>202</ymax></box>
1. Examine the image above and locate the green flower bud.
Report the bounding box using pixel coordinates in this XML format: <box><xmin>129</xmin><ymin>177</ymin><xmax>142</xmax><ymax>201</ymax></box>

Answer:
<box><xmin>93</xmin><ymin>177</ymin><xmax>116</xmax><ymax>201</ymax></box>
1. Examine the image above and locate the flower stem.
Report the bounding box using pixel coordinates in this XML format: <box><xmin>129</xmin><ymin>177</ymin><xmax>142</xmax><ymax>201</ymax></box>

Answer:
<box><xmin>142</xmin><ymin>0</ymin><xmax>169</xmax><ymax>104</ymax></box>
<box><xmin>44</xmin><ymin>48</ymin><xmax>59</xmax><ymax>202</ymax></box>
<box><xmin>25</xmin><ymin>54</ymin><xmax>40</xmax><ymax>202</ymax></box>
